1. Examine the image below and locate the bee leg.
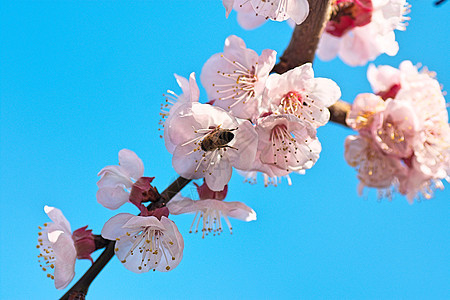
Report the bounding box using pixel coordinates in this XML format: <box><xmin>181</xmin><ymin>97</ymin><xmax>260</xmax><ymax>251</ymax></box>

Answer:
<box><xmin>219</xmin><ymin>145</ymin><xmax>238</xmax><ymax>151</ymax></box>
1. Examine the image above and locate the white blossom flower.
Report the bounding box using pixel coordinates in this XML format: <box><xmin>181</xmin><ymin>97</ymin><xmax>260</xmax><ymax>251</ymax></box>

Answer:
<box><xmin>97</xmin><ymin>149</ymin><xmax>148</xmax><ymax>210</ymax></box>
<box><xmin>167</xmin><ymin>103</ymin><xmax>258</xmax><ymax>191</ymax></box>
<box><xmin>262</xmin><ymin>63</ymin><xmax>341</xmax><ymax>128</ymax></box>
<box><xmin>37</xmin><ymin>206</ymin><xmax>76</xmax><ymax>289</ymax></box>
<box><xmin>201</xmin><ymin>35</ymin><xmax>276</xmax><ymax>120</ymax></box>
<box><xmin>37</xmin><ymin>206</ymin><xmax>96</xmax><ymax>290</ymax></box>
<box><xmin>169</xmin><ymin>197</ymin><xmax>256</xmax><ymax>237</ymax></box>
<box><xmin>101</xmin><ymin>212</ymin><xmax>184</xmax><ymax>273</ymax></box>
<box><xmin>255</xmin><ymin>114</ymin><xmax>321</xmax><ymax>177</ymax></box>
<box><xmin>167</xmin><ymin>182</ymin><xmax>256</xmax><ymax>238</ymax></box>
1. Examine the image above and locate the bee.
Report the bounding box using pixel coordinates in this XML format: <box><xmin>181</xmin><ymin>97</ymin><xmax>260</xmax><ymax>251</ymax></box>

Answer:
<box><xmin>200</xmin><ymin>127</ymin><xmax>238</xmax><ymax>152</ymax></box>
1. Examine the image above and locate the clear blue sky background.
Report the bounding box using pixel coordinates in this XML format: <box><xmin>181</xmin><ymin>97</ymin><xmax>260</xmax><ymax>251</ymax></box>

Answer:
<box><xmin>1</xmin><ymin>1</ymin><xmax>449</xmax><ymax>299</ymax></box>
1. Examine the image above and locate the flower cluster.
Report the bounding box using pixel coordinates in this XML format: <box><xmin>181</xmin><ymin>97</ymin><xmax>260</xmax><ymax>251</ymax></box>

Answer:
<box><xmin>222</xmin><ymin>0</ymin><xmax>310</xmax><ymax>29</ymax></box>
<box><xmin>317</xmin><ymin>0</ymin><xmax>410</xmax><ymax>66</ymax></box>
<box><xmin>345</xmin><ymin>61</ymin><xmax>449</xmax><ymax>202</ymax></box>
<box><xmin>163</xmin><ymin>35</ymin><xmax>341</xmax><ymax>190</ymax></box>
<box><xmin>96</xmin><ymin>150</ymin><xmax>185</xmax><ymax>273</ymax></box>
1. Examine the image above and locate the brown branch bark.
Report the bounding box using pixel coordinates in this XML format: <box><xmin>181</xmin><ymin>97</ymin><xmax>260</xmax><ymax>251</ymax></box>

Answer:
<box><xmin>273</xmin><ymin>0</ymin><xmax>333</xmax><ymax>73</ymax></box>
<box><xmin>60</xmin><ymin>176</ymin><xmax>191</xmax><ymax>300</ymax></box>
<box><xmin>329</xmin><ymin>100</ymin><xmax>351</xmax><ymax>127</ymax></box>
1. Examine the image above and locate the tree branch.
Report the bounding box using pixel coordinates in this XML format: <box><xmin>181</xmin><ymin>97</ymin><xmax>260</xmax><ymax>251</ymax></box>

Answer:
<box><xmin>273</xmin><ymin>0</ymin><xmax>332</xmax><ymax>73</ymax></box>
<box><xmin>329</xmin><ymin>100</ymin><xmax>351</xmax><ymax>127</ymax></box>
<box><xmin>60</xmin><ymin>176</ymin><xmax>192</xmax><ymax>300</ymax></box>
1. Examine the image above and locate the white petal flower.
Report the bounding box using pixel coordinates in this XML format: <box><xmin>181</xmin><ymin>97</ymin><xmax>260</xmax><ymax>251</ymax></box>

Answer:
<box><xmin>102</xmin><ymin>213</ymin><xmax>184</xmax><ymax>273</ymax></box>
<box><xmin>97</xmin><ymin>149</ymin><xmax>144</xmax><ymax>210</ymax></box>
<box><xmin>37</xmin><ymin>206</ymin><xmax>77</xmax><ymax>290</ymax></box>
<box><xmin>263</xmin><ymin>63</ymin><xmax>341</xmax><ymax>128</ymax></box>
<box><xmin>201</xmin><ymin>35</ymin><xmax>276</xmax><ymax>120</ymax></box>
<box><xmin>255</xmin><ymin>114</ymin><xmax>321</xmax><ymax>177</ymax></box>
<box><xmin>167</xmin><ymin>103</ymin><xmax>258</xmax><ymax>191</ymax></box>
<box><xmin>168</xmin><ymin>193</ymin><xmax>256</xmax><ymax>238</ymax></box>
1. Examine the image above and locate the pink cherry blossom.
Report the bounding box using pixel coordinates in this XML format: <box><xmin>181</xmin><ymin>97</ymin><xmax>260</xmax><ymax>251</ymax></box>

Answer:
<box><xmin>161</xmin><ymin>73</ymin><xmax>200</xmax><ymax>153</ymax></box>
<box><xmin>101</xmin><ymin>211</ymin><xmax>184</xmax><ymax>273</ymax></box>
<box><xmin>347</xmin><ymin>61</ymin><xmax>449</xmax><ymax>202</ymax></box>
<box><xmin>344</xmin><ymin>135</ymin><xmax>406</xmax><ymax>192</ymax></box>
<box><xmin>97</xmin><ymin>149</ymin><xmax>159</xmax><ymax>212</ymax></box>
<box><xmin>167</xmin><ymin>103</ymin><xmax>258</xmax><ymax>191</ymax></box>
<box><xmin>255</xmin><ymin>114</ymin><xmax>321</xmax><ymax>177</ymax></box>
<box><xmin>317</xmin><ymin>0</ymin><xmax>409</xmax><ymax>66</ymax></box>
<box><xmin>37</xmin><ymin>206</ymin><xmax>95</xmax><ymax>290</ymax></box>
<box><xmin>201</xmin><ymin>35</ymin><xmax>276</xmax><ymax>120</ymax></box>
<box><xmin>222</xmin><ymin>0</ymin><xmax>309</xmax><ymax>26</ymax></box>
<box><xmin>167</xmin><ymin>181</ymin><xmax>256</xmax><ymax>237</ymax></box>
<box><xmin>263</xmin><ymin>63</ymin><xmax>341</xmax><ymax>128</ymax></box>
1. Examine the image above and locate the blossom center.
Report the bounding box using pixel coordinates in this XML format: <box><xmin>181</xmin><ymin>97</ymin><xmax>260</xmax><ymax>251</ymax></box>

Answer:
<box><xmin>280</xmin><ymin>91</ymin><xmax>322</xmax><ymax>123</ymax></box>
<box><xmin>116</xmin><ymin>227</ymin><xmax>176</xmax><ymax>271</ymax></box>
<box><xmin>189</xmin><ymin>208</ymin><xmax>232</xmax><ymax>238</ymax></box>
<box><xmin>376</xmin><ymin>118</ymin><xmax>411</xmax><ymax>157</ymax></box>
<box><xmin>214</xmin><ymin>55</ymin><xmax>258</xmax><ymax>108</ymax></box>
<box><xmin>270</xmin><ymin>124</ymin><xmax>300</xmax><ymax>171</ymax></box>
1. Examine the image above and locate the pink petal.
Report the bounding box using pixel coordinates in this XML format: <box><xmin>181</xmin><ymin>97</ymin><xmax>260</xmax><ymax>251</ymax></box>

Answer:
<box><xmin>44</xmin><ymin>206</ymin><xmax>71</xmax><ymax>234</ymax></box>
<box><xmin>101</xmin><ymin>213</ymin><xmax>135</xmax><ymax>240</ymax></box>
<box><xmin>96</xmin><ymin>187</ymin><xmax>130</xmax><ymax>210</ymax></box>
<box><xmin>287</xmin><ymin>0</ymin><xmax>309</xmax><ymax>24</ymax></box>
<box><xmin>52</xmin><ymin>233</ymin><xmax>76</xmax><ymax>290</ymax></box>
<box><xmin>118</xmin><ymin>149</ymin><xmax>144</xmax><ymax>179</ymax></box>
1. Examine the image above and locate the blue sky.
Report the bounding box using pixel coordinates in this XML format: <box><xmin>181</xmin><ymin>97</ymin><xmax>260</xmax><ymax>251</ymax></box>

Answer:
<box><xmin>1</xmin><ymin>1</ymin><xmax>449</xmax><ymax>299</ymax></box>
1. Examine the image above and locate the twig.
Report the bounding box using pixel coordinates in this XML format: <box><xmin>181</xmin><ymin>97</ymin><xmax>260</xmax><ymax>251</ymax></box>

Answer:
<box><xmin>273</xmin><ymin>0</ymin><xmax>333</xmax><ymax>73</ymax></box>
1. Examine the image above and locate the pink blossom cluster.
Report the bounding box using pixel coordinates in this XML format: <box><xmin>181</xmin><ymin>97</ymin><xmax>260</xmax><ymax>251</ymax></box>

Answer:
<box><xmin>345</xmin><ymin>61</ymin><xmax>449</xmax><ymax>202</ymax></box>
<box><xmin>317</xmin><ymin>0</ymin><xmax>410</xmax><ymax>66</ymax></box>
<box><xmin>163</xmin><ymin>35</ymin><xmax>341</xmax><ymax>190</ymax></box>
<box><xmin>222</xmin><ymin>0</ymin><xmax>309</xmax><ymax>29</ymax></box>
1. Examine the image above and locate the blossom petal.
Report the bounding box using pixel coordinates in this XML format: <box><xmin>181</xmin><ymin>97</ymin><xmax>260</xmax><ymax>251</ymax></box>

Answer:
<box><xmin>204</xmin><ymin>158</ymin><xmax>233</xmax><ymax>191</ymax></box>
<box><xmin>118</xmin><ymin>149</ymin><xmax>144</xmax><ymax>179</ymax></box>
<box><xmin>123</xmin><ymin>215</ymin><xmax>166</xmax><ymax>231</ymax></box>
<box><xmin>96</xmin><ymin>187</ymin><xmax>130</xmax><ymax>210</ymax></box>
<box><xmin>287</xmin><ymin>0</ymin><xmax>309</xmax><ymax>25</ymax></box>
<box><xmin>52</xmin><ymin>233</ymin><xmax>76</xmax><ymax>290</ymax></box>
<box><xmin>101</xmin><ymin>213</ymin><xmax>135</xmax><ymax>240</ymax></box>
<box><xmin>44</xmin><ymin>206</ymin><xmax>71</xmax><ymax>234</ymax></box>
<box><xmin>225</xmin><ymin>201</ymin><xmax>257</xmax><ymax>221</ymax></box>
<box><xmin>97</xmin><ymin>165</ymin><xmax>133</xmax><ymax>188</ymax></box>
<box><xmin>227</xmin><ymin>120</ymin><xmax>258</xmax><ymax>170</ymax></box>
<box><xmin>305</xmin><ymin>78</ymin><xmax>341</xmax><ymax>107</ymax></box>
